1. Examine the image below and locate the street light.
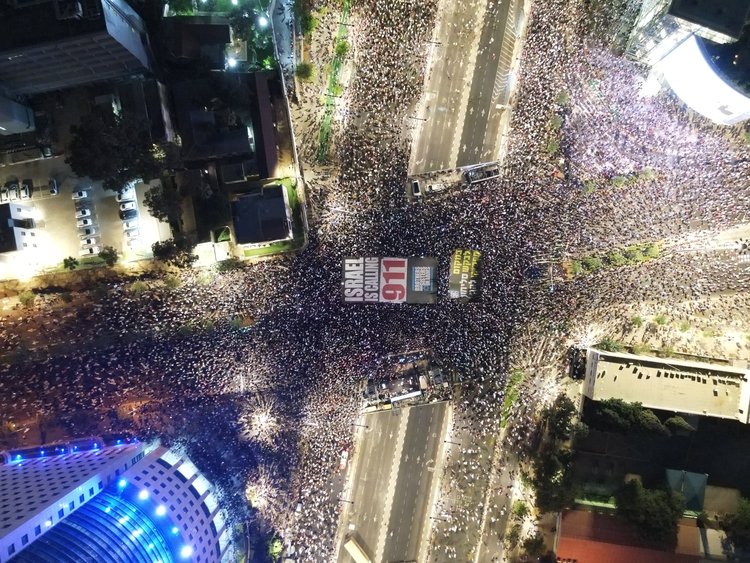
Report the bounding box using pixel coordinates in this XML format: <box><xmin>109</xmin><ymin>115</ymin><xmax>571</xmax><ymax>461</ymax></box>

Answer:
<box><xmin>227</xmin><ymin>57</ymin><xmax>238</xmax><ymax>68</ymax></box>
<box><xmin>337</xmin><ymin>498</ymin><xmax>354</xmax><ymax>505</ymax></box>
<box><xmin>258</xmin><ymin>14</ymin><xmax>269</xmax><ymax>28</ymax></box>
<box><xmin>352</xmin><ymin>423</ymin><xmax>369</xmax><ymax>429</ymax></box>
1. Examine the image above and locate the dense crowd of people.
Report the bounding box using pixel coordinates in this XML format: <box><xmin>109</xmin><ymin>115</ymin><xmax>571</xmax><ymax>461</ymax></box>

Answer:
<box><xmin>2</xmin><ymin>0</ymin><xmax>750</xmax><ymax>560</ymax></box>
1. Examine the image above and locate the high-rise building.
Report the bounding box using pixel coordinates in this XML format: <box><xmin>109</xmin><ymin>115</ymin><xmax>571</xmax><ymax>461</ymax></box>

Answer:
<box><xmin>0</xmin><ymin>437</ymin><xmax>233</xmax><ymax>563</ymax></box>
<box><xmin>0</xmin><ymin>0</ymin><xmax>155</xmax><ymax>96</ymax></box>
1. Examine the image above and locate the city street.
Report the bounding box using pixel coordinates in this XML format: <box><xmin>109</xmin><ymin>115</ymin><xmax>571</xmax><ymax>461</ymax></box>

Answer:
<box><xmin>337</xmin><ymin>402</ymin><xmax>449</xmax><ymax>563</ymax></box>
<box><xmin>409</xmin><ymin>0</ymin><xmax>525</xmax><ymax>174</ymax></box>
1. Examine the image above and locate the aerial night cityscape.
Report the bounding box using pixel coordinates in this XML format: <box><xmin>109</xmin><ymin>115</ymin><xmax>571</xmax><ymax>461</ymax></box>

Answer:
<box><xmin>2</xmin><ymin>0</ymin><xmax>750</xmax><ymax>561</ymax></box>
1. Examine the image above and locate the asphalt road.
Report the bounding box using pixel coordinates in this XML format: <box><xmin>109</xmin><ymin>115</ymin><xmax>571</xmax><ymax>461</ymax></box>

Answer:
<box><xmin>382</xmin><ymin>402</ymin><xmax>448</xmax><ymax>562</ymax></box>
<box><xmin>409</xmin><ymin>0</ymin><xmax>520</xmax><ymax>175</ymax></box>
<box><xmin>337</xmin><ymin>402</ymin><xmax>449</xmax><ymax>563</ymax></box>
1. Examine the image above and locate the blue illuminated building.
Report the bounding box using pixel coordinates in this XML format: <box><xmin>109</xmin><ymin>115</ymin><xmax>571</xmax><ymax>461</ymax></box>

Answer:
<box><xmin>0</xmin><ymin>439</ymin><xmax>233</xmax><ymax>563</ymax></box>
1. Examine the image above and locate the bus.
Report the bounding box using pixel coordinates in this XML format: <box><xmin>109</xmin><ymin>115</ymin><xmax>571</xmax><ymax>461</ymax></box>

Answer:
<box><xmin>343</xmin><ymin>537</ymin><xmax>372</xmax><ymax>563</ymax></box>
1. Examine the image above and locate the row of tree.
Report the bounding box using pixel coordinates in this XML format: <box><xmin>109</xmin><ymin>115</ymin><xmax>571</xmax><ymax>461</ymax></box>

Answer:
<box><xmin>530</xmin><ymin>395</ymin><xmax>579</xmax><ymax>513</ymax></box>
<box><xmin>590</xmin><ymin>399</ymin><xmax>694</xmax><ymax>436</ymax></box>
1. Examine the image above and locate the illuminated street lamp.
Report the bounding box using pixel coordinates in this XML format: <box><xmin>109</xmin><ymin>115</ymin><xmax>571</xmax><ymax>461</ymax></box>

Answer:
<box><xmin>227</xmin><ymin>57</ymin><xmax>238</xmax><ymax>68</ymax></box>
<box><xmin>258</xmin><ymin>14</ymin><xmax>268</xmax><ymax>28</ymax></box>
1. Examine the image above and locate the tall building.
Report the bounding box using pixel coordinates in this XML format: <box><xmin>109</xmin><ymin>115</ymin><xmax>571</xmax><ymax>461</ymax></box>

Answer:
<box><xmin>0</xmin><ymin>437</ymin><xmax>233</xmax><ymax>563</ymax></box>
<box><xmin>626</xmin><ymin>0</ymin><xmax>750</xmax><ymax>65</ymax></box>
<box><xmin>0</xmin><ymin>0</ymin><xmax>155</xmax><ymax>96</ymax></box>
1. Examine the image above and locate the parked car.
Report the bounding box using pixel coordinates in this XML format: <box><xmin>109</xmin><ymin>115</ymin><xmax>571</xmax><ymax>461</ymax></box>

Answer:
<box><xmin>119</xmin><ymin>201</ymin><xmax>136</xmax><ymax>212</ymax></box>
<box><xmin>119</xmin><ymin>208</ymin><xmax>138</xmax><ymax>221</ymax></box>
<box><xmin>76</xmin><ymin>217</ymin><xmax>93</xmax><ymax>227</ymax></box>
<box><xmin>122</xmin><ymin>219</ymin><xmax>139</xmax><ymax>230</ymax></box>
<box><xmin>80</xmin><ymin>237</ymin><xmax>98</xmax><ymax>247</ymax></box>
<box><xmin>75</xmin><ymin>208</ymin><xmax>91</xmax><ymax>219</ymax></box>
<box><xmin>79</xmin><ymin>227</ymin><xmax>97</xmax><ymax>237</ymax></box>
<box><xmin>411</xmin><ymin>180</ymin><xmax>421</xmax><ymax>196</ymax></box>
<box><xmin>0</xmin><ymin>188</ymin><xmax>8</xmax><ymax>203</ymax></box>
<box><xmin>7</xmin><ymin>183</ymin><xmax>18</xmax><ymax>201</ymax></box>
<box><xmin>116</xmin><ymin>187</ymin><xmax>135</xmax><ymax>203</ymax></box>
<box><xmin>48</xmin><ymin>179</ymin><xmax>59</xmax><ymax>196</ymax></box>
<box><xmin>20</xmin><ymin>180</ymin><xmax>32</xmax><ymax>200</ymax></box>
<box><xmin>124</xmin><ymin>228</ymin><xmax>140</xmax><ymax>239</ymax></box>
<box><xmin>72</xmin><ymin>190</ymin><xmax>88</xmax><ymax>200</ymax></box>
<box><xmin>79</xmin><ymin>246</ymin><xmax>100</xmax><ymax>256</ymax></box>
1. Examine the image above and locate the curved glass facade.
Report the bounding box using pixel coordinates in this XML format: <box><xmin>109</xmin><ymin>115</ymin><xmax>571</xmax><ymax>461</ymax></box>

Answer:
<box><xmin>12</xmin><ymin>492</ymin><xmax>175</xmax><ymax>563</ymax></box>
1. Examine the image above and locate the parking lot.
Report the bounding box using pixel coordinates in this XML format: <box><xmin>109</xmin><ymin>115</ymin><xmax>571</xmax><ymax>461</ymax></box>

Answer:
<box><xmin>0</xmin><ymin>155</ymin><xmax>170</xmax><ymax>279</ymax></box>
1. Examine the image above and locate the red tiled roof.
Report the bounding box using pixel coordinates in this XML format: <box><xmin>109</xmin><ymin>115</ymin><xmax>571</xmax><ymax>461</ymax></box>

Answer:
<box><xmin>558</xmin><ymin>537</ymin><xmax>699</xmax><ymax>563</ymax></box>
<box><xmin>557</xmin><ymin>510</ymin><xmax>700</xmax><ymax>563</ymax></box>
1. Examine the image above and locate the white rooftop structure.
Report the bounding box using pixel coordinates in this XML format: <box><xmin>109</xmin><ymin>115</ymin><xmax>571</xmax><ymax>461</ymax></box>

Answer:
<box><xmin>0</xmin><ymin>438</ymin><xmax>233</xmax><ymax>562</ymax></box>
<box><xmin>0</xmin><ymin>439</ymin><xmax>148</xmax><ymax>562</ymax></box>
<box><xmin>583</xmin><ymin>348</ymin><xmax>750</xmax><ymax>423</ymax></box>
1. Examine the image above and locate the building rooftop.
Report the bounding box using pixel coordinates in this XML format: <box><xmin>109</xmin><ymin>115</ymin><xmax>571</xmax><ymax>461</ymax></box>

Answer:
<box><xmin>0</xmin><ymin>0</ymin><xmax>153</xmax><ymax>95</ymax></box>
<box><xmin>162</xmin><ymin>15</ymin><xmax>231</xmax><ymax>69</ymax></box>
<box><xmin>584</xmin><ymin>349</ymin><xmax>750</xmax><ymax>423</ymax></box>
<box><xmin>0</xmin><ymin>441</ymin><xmax>144</xmax><ymax>539</ymax></box>
<box><xmin>557</xmin><ymin>509</ymin><xmax>701</xmax><ymax>563</ymax></box>
<box><xmin>669</xmin><ymin>0</ymin><xmax>750</xmax><ymax>40</ymax></box>
<box><xmin>231</xmin><ymin>184</ymin><xmax>291</xmax><ymax>244</ymax></box>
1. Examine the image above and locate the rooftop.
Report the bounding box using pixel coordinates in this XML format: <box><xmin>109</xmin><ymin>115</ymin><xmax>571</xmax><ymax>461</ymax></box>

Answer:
<box><xmin>162</xmin><ymin>15</ymin><xmax>231</xmax><ymax>69</ymax></box>
<box><xmin>669</xmin><ymin>0</ymin><xmax>750</xmax><ymax>40</ymax></box>
<box><xmin>231</xmin><ymin>184</ymin><xmax>291</xmax><ymax>244</ymax></box>
<box><xmin>584</xmin><ymin>349</ymin><xmax>750</xmax><ymax>422</ymax></box>
<box><xmin>557</xmin><ymin>509</ymin><xmax>700</xmax><ymax>563</ymax></box>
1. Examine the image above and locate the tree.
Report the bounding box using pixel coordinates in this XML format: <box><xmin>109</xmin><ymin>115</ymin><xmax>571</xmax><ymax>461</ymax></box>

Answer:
<box><xmin>522</xmin><ymin>532</ymin><xmax>546</xmax><ymax>557</ymax></box>
<box><xmin>532</xmin><ymin>447</ymin><xmax>577</xmax><ymax>512</ymax></box>
<box><xmin>665</xmin><ymin>416</ymin><xmax>694</xmax><ymax>433</ymax></box>
<box><xmin>18</xmin><ymin>290</ymin><xmax>35</xmax><ymax>308</ymax></box>
<box><xmin>66</xmin><ymin>110</ymin><xmax>161</xmax><ymax>192</ymax></box>
<box><xmin>636</xmin><ymin>408</ymin><xmax>670</xmax><ymax>436</ymax></box>
<box><xmin>144</xmin><ymin>184</ymin><xmax>183</xmax><ymax>227</ymax></box>
<box><xmin>63</xmin><ymin>257</ymin><xmax>79</xmax><ymax>271</ymax></box>
<box><xmin>614</xmin><ymin>480</ymin><xmax>685</xmax><ymax>545</ymax></box>
<box><xmin>583</xmin><ymin>256</ymin><xmax>604</xmax><ymax>272</ymax></box>
<box><xmin>512</xmin><ymin>500</ymin><xmax>529</xmax><ymax>520</ymax></box>
<box><xmin>726</xmin><ymin>498</ymin><xmax>750</xmax><ymax>551</ymax></box>
<box><xmin>596</xmin><ymin>337</ymin><xmax>623</xmax><ymax>352</ymax></box>
<box><xmin>607</xmin><ymin>251</ymin><xmax>627</xmax><ymax>266</ymax></box>
<box><xmin>545</xmin><ymin>394</ymin><xmax>577</xmax><ymax>441</ymax></box>
<box><xmin>98</xmin><ymin>246</ymin><xmax>118</xmax><ymax>267</ymax></box>
<box><xmin>164</xmin><ymin>274</ymin><xmax>181</xmax><ymax>290</ymax></box>
<box><xmin>295</xmin><ymin>62</ymin><xmax>314</xmax><ymax>80</ymax></box>
<box><xmin>335</xmin><ymin>40</ymin><xmax>350</xmax><ymax>57</ymax></box>
<box><xmin>151</xmin><ymin>238</ymin><xmax>197</xmax><ymax>269</ymax></box>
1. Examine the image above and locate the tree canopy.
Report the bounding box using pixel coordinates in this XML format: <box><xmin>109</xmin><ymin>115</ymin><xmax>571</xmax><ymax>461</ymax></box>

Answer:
<box><xmin>66</xmin><ymin>111</ymin><xmax>161</xmax><ymax>192</ymax></box>
<box><xmin>532</xmin><ymin>446</ymin><xmax>577</xmax><ymax>512</ymax></box>
<box><xmin>725</xmin><ymin>497</ymin><xmax>750</xmax><ymax>551</ymax></box>
<box><xmin>592</xmin><ymin>399</ymin><xmax>669</xmax><ymax>435</ymax></box>
<box><xmin>614</xmin><ymin>479</ymin><xmax>685</xmax><ymax>545</ymax></box>
<box><xmin>144</xmin><ymin>184</ymin><xmax>183</xmax><ymax>227</ymax></box>
<box><xmin>545</xmin><ymin>394</ymin><xmax>577</xmax><ymax>441</ymax></box>
<box><xmin>98</xmin><ymin>246</ymin><xmax>118</xmax><ymax>267</ymax></box>
<box><xmin>152</xmin><ymin>238</ymin><xmax>197</xmax><ymax>269</ymax></box>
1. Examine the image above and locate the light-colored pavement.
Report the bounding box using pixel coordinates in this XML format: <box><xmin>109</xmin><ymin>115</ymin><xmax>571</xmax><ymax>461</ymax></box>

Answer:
<box><xmin>409</xmin><ymin>0</ymin><xmax>524</xmax><ymax>175</ymax></box>
<box><xmin>337</xmin><ymin>402</ymin><xmax>449</xmax><ymax>563</ymax></box>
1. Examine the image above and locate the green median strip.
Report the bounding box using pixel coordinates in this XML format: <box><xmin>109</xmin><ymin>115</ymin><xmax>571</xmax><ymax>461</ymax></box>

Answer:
<box><xmin>500</xmin><ymin>369</ymin><xmax>525</xmax><ymax>428</ymax></box>
<box><xmin>316</xmin><ymin>0</ymin><xmax>351</xmax><ymax>162</ymax></box>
